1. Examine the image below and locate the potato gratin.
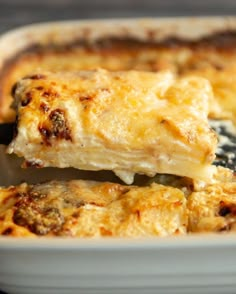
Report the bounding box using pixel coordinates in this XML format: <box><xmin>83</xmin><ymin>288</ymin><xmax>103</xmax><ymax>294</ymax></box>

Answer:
<box><xmin>0</xmin><ymin>180</ymin><xmax>188</xmax><ymax>237</ymax></box>
<box><xmin>0</xmin><ymin>25</ymin><xmax>236</xmax><ymax>238</ymax></box>
<box><xmin>7</xmin><ymin>70</ymin><xmax>217</xmax><ymax>184</ymax></box>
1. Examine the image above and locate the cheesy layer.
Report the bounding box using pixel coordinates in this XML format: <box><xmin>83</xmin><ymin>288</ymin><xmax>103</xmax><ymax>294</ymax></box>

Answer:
<box><xmin>1</xmin><ymin>34</ymin><xmax>236</xmax><ymax>123</ymax></box>
<box><xmin>0</xmin><ymin>180</ymin><xmax>187</xmax><ymax>237</ymax></box>
<box><xmin>1</xmin><ymin>171</ymin><xmax>235</xmax><ymax>237</ymax></box>
<box><xmin>7</xmin><ymin>70</ymin><xmax>217</xmax><ymax>183</ymax></box>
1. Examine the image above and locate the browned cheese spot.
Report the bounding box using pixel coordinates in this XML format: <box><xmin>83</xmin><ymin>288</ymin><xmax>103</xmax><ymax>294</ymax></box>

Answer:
<box><xmin>42</xmin><ymin>90</ymin><xmax>59</xmax><ymax>99</ymax></box>
<box><xmin>79</xmin><ymin>95</ymin><xmax>93</xmax><ymax>102</ymax></box>
<box><xmin>49</xmin><ymin>109</ymin><xmax>72</xmax><ymax>140</ymax></box>
<box><xmin>40</xmin><ymin>102</ymin><xmax>50</xmax><ymax>113</ymax></box>
<box><xmin>63</xmin><ymin>198</ymin><xmax>85</xmax><ymax>209</ymax></box>
<box><xmin>21</xmin><ymin>91</ymin><xmax>32</xmax><ymax>106</ymax></box>
<box><xmin>2</xmin><ymin>227</ymin><xmax>13</xmax><ymax>235</ymax></box>
<box><xmin>38</xmin><ymin>126</ymin><xmax>52</xmax><ymax>146</ymax></box>
<box><xmin>13</xmin><ymin>191</ymin><xmax>64</xmax><ymax>235</ymax></box>
<box><xmin>38</xmin><ymin>108</ymin><xmax>72</xmax><ymax>145</ymax></box>
<box><xmin>35</xmin><ymin>86</ymin><xmax>44</xmax><ymax>91</ymax></box>
<box><xmin>136</xmin><ymin>210</ymin><xmax>141</xmax><ymax>221</ymax></box>
<box><xmin>72</xmin><ymin>211</ymin><xmax>80</xmax><ymax>218</ymax></box>
<box><xmin>218</xmin><ymin>201</ymin><xmax>236</xmax><ymax>217</ymax></box>
<box><xmin>100</xmin><ymin>227</ymin><xmax>112</xmax><ymax>236</ymax></box>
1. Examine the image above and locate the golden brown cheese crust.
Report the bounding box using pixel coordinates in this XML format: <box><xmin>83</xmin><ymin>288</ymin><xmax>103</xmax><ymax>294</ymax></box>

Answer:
<box><xmin>0</xmin><ymin>180</ymin><xmax>187</xmax><ymax>237</ymax></box>
<box><xmin>1</xmin><ymin>170</ymin><xmax>235</xmax><ymax>237</ymax></box>
<box><xmin>1</xmin><ymin>33</ymin><xmax>236</xmax><ymax>122</ymax></box>
<box><xmin>0</xmin><ymin>32</ymin><xmax>236</xmax><ymax>238</ymax></box>
<box><xmin>7</xmin><ymin>70</ymin><xmax>217</xmax><ymax>183</ymax></box>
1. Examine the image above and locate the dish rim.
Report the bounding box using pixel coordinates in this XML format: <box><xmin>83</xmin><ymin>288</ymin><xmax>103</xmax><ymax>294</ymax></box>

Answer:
<box><xmin>2</xmin><ymin>15</ymin><xmax>236</xmax><ymax>63</ymax></box>
<box><xmin>1</xmin><ymin>234</ymin><xmax>236</xmax><ymax>250</ymax></box>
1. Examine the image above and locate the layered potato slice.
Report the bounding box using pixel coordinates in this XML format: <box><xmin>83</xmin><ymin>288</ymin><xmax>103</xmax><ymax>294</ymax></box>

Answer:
<box><xmin>7</xmin><ymin>69</ymin><xmax>217</xmax><ymax>184</ymax></box>
<box><xmin>0</xmin><ymin>180</ymin><xmax>187</xmax><ymax>237</ymax></box>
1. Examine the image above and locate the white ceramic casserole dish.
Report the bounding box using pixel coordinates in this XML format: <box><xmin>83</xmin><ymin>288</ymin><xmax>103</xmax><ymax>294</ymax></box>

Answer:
<box><xmin>1</xmin><ymin>17</ymin><xmax>236</xmax><ymax>294</ymax></box>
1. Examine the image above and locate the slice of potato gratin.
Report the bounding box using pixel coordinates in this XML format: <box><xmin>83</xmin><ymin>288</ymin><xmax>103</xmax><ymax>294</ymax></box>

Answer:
<box><xmin>7</xmin><ymin>69</ymin><xmax>217</xmax><ymax>184</ymax></box>
<box><xmin>0</xmin><ymin>180</ymin><xmax>187</xmax><ymax>237</ymax></box>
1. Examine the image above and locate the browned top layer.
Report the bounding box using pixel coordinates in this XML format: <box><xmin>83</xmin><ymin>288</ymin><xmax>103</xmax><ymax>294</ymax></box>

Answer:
<box><xmin>0</xmin><ymin>180</ymin><xmax>188</xmax><ymax>237</ymax></box>
<box><xmin>0</xmin><ymin>169</ymin><xmax>235</xmax><ymax>237</ymax></box>
<box><xmin>2</xmin><ymin>31</ymin><xmax>236</xmax><ymax>122</ymax></box>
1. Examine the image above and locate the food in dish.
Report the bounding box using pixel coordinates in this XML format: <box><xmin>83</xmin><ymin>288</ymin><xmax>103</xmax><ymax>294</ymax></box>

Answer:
<box><xmin>0</xmin><ymin>180</ymin><xmax>187</xmax><ymax>237</ymax></box>
<box><xmin>1</xmin><ymin>31</ymin><xmax>236</xmax><ymax>123</ymax></box>
<box><xmin>0</xmin><ymin>19</ymin><xmax>236</xmax><ymax>239</ymax></box>
<box><xmin>188</xmin><ymin>181</ymin><xmax>236</xmax><ymax>232</ymax></box>
<box><xmin>0</xmin><ymin>168</ymin><xmax>235</xmax><ymax>237</ymax></box>
<box><xmin>7</xmin><ymin>69</ymin><xmax>217</xmax><ymax>184</ymax></box>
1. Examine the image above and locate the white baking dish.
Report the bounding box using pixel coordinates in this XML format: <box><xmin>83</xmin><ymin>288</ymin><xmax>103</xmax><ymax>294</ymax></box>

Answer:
<box><xmin>1</xmin><ymin>17</ymin><xmax>236</xmax><ymax>294</ymax></box>
<box><xmin>1</xmin><ymin>235</ymin><xmax>236</xmax><ymax>294</ymax></box>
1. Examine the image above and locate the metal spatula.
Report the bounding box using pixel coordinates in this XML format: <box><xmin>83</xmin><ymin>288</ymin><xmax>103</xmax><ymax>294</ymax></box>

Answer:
<box><xmin>210</xmin><ymin>119</ymin><xmax>236</xmax><ymax>171</ymax></box>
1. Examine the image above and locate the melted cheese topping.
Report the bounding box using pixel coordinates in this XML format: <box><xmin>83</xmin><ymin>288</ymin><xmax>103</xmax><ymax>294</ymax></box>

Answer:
<box><xmin>7</xmin><ymin>70</ymin><xmax>217</xmax><ymax>183</ymax></box>
<box><xmin>1</xmin><ymin>171</ymin><xmax>235</xmax><ymax>237</ymax></box>
<box><xmin>0</xmin><ymin>180</ymin><xmax>187</xmax><ymax>237</ymax></box>
<box><xmin>1</xmin><ymin>37</ymin><xmax>236</xmax><ymax>124</ymax></box>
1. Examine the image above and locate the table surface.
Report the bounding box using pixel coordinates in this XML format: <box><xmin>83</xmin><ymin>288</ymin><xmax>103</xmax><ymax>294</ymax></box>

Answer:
<box><xmin>1</xmin><ymin>0</ymin><xmax>236</xmax><ymax>293</ymax></box>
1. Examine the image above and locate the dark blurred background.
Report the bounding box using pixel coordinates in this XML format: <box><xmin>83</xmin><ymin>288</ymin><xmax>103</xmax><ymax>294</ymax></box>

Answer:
<box><xmin>0</xmin><ymin>0</ymin><xmax>236</xmax><ymax>34</ymax></box>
